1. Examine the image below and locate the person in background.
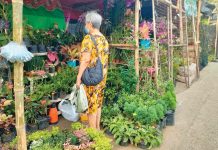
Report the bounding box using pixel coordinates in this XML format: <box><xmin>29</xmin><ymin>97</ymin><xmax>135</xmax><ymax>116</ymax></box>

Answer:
<box><xmin>76</xmin><ymin>11</ymin><xmax>109</xmax><ymax>129</ymax></box>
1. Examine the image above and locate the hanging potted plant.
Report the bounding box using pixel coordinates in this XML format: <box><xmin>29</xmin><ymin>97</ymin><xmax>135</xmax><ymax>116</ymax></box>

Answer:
<box><xmin>45</xmin><ymin>51</ymin><xmax>59</xmax><ymax>73</ymax></box>
<box><xmin>139</xmin><ymin>21</ymin><xmax>152</xmax><ymax>49</ymax></box>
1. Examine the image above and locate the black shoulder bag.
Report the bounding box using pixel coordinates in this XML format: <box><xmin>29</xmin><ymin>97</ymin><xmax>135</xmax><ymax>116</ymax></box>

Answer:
<box><xmin>81</xmin><ymin>35</ymin><xmax>103</xmax><ymax>86</ymax></box>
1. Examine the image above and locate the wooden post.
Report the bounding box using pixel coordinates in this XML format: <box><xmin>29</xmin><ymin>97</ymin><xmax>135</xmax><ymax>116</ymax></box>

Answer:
<box><xmin>215</xmin><ymin>14</ymin><xmax>218</xmax><ymax>59</ymax></box>
<box><xmin>152</xmin><ymin>0</ymin><xmax>158</xmax><ymax>85</ymax></box>
<box><xmin>135</xmin><ymin>0</ymin><xmax>140</xmax><ymax>91</ymax></box>
<box><xmin>196</xmin><ymin>0</ymin><xmax>201</xmax><ymax>78</ymax></box>
<box><xmin>12</xmin><ymin>0</ymin><xmax>27</xmax><ymax>149</ymax></box>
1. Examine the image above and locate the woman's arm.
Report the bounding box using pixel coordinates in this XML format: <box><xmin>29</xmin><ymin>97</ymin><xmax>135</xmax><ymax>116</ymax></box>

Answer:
<box><xmin>76</xmin><ymin>52</ymin><xmax>91</xmax><ymax>88</ymax></box>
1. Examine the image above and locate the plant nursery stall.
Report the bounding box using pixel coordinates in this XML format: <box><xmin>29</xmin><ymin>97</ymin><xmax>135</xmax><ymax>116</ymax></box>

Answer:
<box><xmin>0</xmin><ymin>0</ymin><xmax>201</xmax><ymax>150</ymax></box>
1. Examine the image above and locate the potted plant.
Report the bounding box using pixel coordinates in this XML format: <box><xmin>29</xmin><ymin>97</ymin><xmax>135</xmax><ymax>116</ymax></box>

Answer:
<box><xmin>25</xmin><ymin>99</ymin><xmax>39</xmax><ymax>133</ymax></box>
<box><xmin>36</xmin><ymin>30</ymin><xmax>47</xmax><ymax>53</ymax></box>
<box><xmin>0</xmin><ymin>114</ymin><xmax>16</xmax><ymax>143</ymax></box>
<box><xmin>45</xmin><ymin>51</ymin><xmax>59</xmax><ymax>73</ymax></box>
<box><xmin>60</xmin><ymin>44</ymin><xmax>79</xmax><ymax>68</ymax></box>
<box><xmin>139</xmin><ymin>21</ymin><xmax>152</xmax><ymax>49</ymax></box>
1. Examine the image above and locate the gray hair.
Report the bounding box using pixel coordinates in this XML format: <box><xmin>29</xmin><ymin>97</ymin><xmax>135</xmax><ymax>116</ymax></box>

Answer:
<box><xmin>85</xmin><ymin>11</ymin><xmax>102</xmax><ymax>29</ymax></box>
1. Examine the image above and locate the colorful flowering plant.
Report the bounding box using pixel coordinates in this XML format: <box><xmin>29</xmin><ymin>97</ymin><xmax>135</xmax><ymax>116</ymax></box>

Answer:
<box><xmin>139</xmin><ymin>21</ymin><xmax>153</xmax><ymax>39</ymax></box>
<box><xmin>45</xmin><ymin>51</ymin><xmax>59</xmax><ymax>67</ymax></box>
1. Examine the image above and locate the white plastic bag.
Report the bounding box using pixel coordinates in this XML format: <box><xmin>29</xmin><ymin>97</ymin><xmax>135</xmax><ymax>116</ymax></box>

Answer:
<box><xmin>58</xmin><ymin>99</ymin><xmax>79</xmax><ymax>122</ymax></box>
<box><xmin>69</xmin><ymin>84</ymin><xmax>88</xmax><ymax>113</ymax></box>
<box><xmin>0</xmin><ymin>41</ymin><xmax>33</xmax><ymax>62</ymax></box>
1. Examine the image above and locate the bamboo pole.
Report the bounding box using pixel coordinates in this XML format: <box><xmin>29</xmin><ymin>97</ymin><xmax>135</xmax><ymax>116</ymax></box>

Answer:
<box><xmin>195</xmin><ymin>0</ymin><xmax>201</xmax><ymax>78</ymax></box>
<box><xmin>134</xmin><ymin>0</ymin><xmax>140</xmax><ymax>91</ymax></box>
<box><xmin>179</xmin><ymin>0</ymin><xmax>184</xmax><ymax>43</ymax></box>
<box><xmin>214</xmin><ymin>14</ymin><xmax>218</xmax><ymax>59</ymax></box>
<box><xmin>167</xmin><ymin>7</ymin><xmax>171</xmax><ymax>80</ymax></box>
<box><xmin>12</xmin><ymin>0</ymin><xmax>27</xmax><ymax>149</ymax></box>
<box><xmin>152</xmin><ymin>0</ymin><xmax>158</xmax><ymax>85</ymax></box>
<box><xmin>185</xmin><ymin>16</ymin><xmax>190</xmax><ymax>87</ymax></box>
<box><xmin>170</xmin><ymin>0</ymin><xmax>173</xmax><ymax>80</ymax></box>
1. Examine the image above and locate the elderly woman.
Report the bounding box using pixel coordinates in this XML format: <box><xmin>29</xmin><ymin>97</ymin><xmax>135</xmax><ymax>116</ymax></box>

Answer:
<box><xmin>76</xmin><ymin>11</ymin><xmax>109</xmax><ymax>129</ymax></box>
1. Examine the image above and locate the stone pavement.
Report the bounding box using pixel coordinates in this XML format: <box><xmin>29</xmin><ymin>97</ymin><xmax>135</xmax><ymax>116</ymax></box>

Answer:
<box><xmin>114</xmin><ymin>62</ymin><xmax>218</xmax><ymax>150</ymax></box>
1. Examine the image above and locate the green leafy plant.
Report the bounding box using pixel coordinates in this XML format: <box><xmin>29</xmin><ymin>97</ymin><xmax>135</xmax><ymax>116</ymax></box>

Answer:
<box><xmin>71</xmin><ymin>122</ymin><xmax>84</xmax><ymax>131</ymax></box>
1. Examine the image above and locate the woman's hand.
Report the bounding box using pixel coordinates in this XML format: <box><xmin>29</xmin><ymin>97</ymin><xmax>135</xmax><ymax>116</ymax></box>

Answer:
<box><xmin>76</xmin><ymin>77</ymin><xmax>82</xmax><ymax>89</ymax></box>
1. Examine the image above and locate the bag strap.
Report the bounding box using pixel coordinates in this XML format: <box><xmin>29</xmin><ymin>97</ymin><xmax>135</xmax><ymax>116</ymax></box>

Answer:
<box><xmin>89</xmin><ymin>35</ymin><xmax>100</xmax><ymax>56</ymax></box>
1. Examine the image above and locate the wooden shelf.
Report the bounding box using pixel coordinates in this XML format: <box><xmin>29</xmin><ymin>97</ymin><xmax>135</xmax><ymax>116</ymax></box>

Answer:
<box><xmin>33</xmin><ymin>52</ymin><xmax>47</xmax><ymax>56</ymax></box>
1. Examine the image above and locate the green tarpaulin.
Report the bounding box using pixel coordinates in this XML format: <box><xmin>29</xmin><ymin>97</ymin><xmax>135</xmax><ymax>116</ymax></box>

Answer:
<box><xmin>23</xmin><ymin>6</ymin><xmax>66</xmax><ymax>30</ymax></box>
<box><xmin>7</xmin><ymin>5</ymin><xmax>66</xmax><ymax>30</ymax></box>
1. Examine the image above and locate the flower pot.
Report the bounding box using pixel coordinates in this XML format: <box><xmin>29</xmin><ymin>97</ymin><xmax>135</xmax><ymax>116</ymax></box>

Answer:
<box><xmin>140</xmin><ymin>39</ymin><xmax>151</xmax><ymax>49</ymax></box>
<box><xmin>0</xmin><ymin>128</ymin><xmax>3</xmax><ymax>137</ymax></box>
<box><xmin>38</xmin><ymin>44</ymin><xmax>46</xmax><ymax>53</ymax></box>
<box><xmin>166</xmin><ymin>110</ymin><xmax>175</xmax><ymax>126</ymax></box>
<box><xmin>27</xmin><ymin>124</ymin><xmax>38</xmax><ymax>133</ymax></box>
<box><xmin>105</xmin><ymin>129</ymin><xmax>113</xmax><ymax>136</ymax></box>
<box><xmin>138</xmin><ymin>141</ymin><xmax>147</xmax><ymax>149</ymax></box>
<box><xmin>52</xmin><ymin>92</ymin><xmax>59</xmax><ymax>100</ymax></box>
<box><xmin>37</xmin><ymin>116</ymin><xmax>50</xmax><ymax>130</ymax></box>
<box><xmin>162</xmin><ymin>117</ymin><xmax>167</xmax><ymax>129</ymax></box>
<box><xmin>24</xmin><ymin>38</ymin><xmax>31</xmax><ymax>47</ymax></box>
<box><xmin>119</xmin><ymin>140</ymin><xmax>129</xmax><ymax>146</ymax></box>
<box><xmin>67</xmin><ymin>60</ymin><xmax>78</xmax><ymax>67</ymax></box>
<box><xmin>46</xmin><ymin>46</ymin><xmax>54</xmax><ymax>51</ymax></box>
<box><xmin>29</xmin><ymin>45</ymin><xmax>38</xmax><ymax>53</ymax></box>
<box><xmin>49</xmin><ymin>66</ymin><xmax>56</xmax><ymax>73</ymax></box>
<box><xmin>1</xmin><ymin>132</ymin><xmax>16</xmax><ymax>143</ymax></box>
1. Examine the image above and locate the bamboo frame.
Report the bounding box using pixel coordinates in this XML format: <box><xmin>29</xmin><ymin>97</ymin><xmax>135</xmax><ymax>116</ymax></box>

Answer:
<box><xmin>12</xmin><ymin>0</ymin><xmax>27</xmax><ymax>149</ymax></box>
<box><xmin>135</xmin><ymin>0</ymin><xmax>140</xmax><ymax>91</ymax></box>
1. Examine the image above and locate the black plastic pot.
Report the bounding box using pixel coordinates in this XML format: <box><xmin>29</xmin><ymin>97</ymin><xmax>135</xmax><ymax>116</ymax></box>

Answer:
<box><xmin>1</xmin><ymin>132</ymin><xmax>16</xmax><ymax>143</ymax></box>
<box><xmin>27</xmin><ymin>124</ymin><xmax>38</xmax><ymax>133</ymax></box>
<box><xmin>37</xmin><ymin>116</ymin><xmax>50</xmax><ymax>130</ymax></box>
<box><xmin>119</xmin><ymin>140</ymin><xmax>129</xmax><ymax>146</ymax></box>
<box><xmin>30</xmin><ymin>45</ymin><xmax>38</xmax><ymax>53</ymax></box>
<box><xmin>138</xmin><ymin>141</ymin><xmax>147</xmax><ymax>149</ymax></box>
<box><xmin>166</xmin><ymin>110</ymin><xmax>175</xmax><ymax>126</ymax></box>
<box><xmin>24</xmin><ymin>38</ymin><xmax>31</xmax><ymax>47</ymax></box>
<box><xmin>105</xmin><ymin>129</ymin><xmax>113</xmax><ymax>136</ymax></box>
<box><xmin>52</xmin><ymin>92</ymin><xmax>59</xmax><ymax>100</ymax></box>
<box><xmin>49</xmin><ymin>66</ymin><xmax>56</xmax><ymax>73</ymax></box>
<box><xmin>38</xmin><ymin>44</ymin><xmax>46</xmax><ymax>53</ymax></box>
<box><xmin>47</xmin><ymin>46</ymin><xmax>55</xmax><ymax>51</ymax></box>
<box><xmin>0</xmin><ymin>128</ymin><xmax>3</xmax><ymax>136</ymax></box>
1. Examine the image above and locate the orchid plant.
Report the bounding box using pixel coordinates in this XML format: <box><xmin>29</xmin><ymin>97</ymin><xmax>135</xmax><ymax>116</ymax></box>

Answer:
<box><xmin>139</xmin><ymin>21</ymin><xmax>153</xmax><ymax>39</ymax></box>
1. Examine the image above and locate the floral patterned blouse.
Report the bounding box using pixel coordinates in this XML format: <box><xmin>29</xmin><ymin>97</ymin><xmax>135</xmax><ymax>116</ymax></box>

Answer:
<box><xmin>80</xmin><ymin>34</ymin><xmax>109</xmax><ymax>114</ymax></box>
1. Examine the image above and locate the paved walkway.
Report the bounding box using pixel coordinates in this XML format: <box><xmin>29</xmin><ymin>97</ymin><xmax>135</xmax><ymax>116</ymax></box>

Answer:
<box><xmin>155</xmin><ymin>62</ymin><xmax>218</xmax><ymax>150</ymax></box>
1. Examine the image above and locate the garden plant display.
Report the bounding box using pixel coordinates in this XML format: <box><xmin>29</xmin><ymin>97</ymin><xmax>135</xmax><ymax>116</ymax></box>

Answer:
<box><xmin>101</xmin><ymin>72</ymin><xmax>176</xmax><ymax>149</ymax></box>
<box><xmin>10</xmin><ymin>123</ymin><xmax>112</xmax><ymax>150</ymax></box>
